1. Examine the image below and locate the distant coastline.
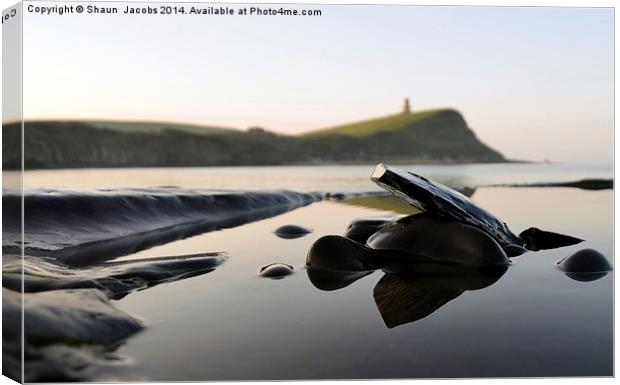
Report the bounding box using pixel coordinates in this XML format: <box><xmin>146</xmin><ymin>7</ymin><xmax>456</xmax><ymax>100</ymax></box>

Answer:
<box><xmin>3</xmin><ymin>107</ymin><xmax>508</xmax><ymax>170</ymax></box>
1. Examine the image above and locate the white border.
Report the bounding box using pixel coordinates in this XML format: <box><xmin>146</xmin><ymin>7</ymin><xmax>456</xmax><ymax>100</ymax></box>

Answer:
<box><xmin>0</xmin><ymin>1</ymin><xmax>615</xmax><ymax>384</ymax></box>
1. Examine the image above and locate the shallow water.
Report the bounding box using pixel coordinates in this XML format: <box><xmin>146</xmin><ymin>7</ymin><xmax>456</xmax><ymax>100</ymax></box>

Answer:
<box><xmin>14</xmin><ymin>163</ymin><xmax>615</xmax><ymax>380</ymax></box>
<box><xmin>16</xmin><ymin>162</ymin><xmax>613</xmax><ymax>192</ymax></box>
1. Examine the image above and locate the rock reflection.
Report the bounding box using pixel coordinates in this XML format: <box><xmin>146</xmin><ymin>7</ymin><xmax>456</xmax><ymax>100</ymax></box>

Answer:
<box><xmin>307</xmin><ymin>262</ymin><xmax>506</xmax><ymax>328</ymax></box>
<box><xmin>306</xmin><ymin>268</ymin><xmax>373</xmax><ymax>291</ymax></box>
<box><xmin>563</xmin><ymin>272</ymin><xmax>608</xmax><ymax>282</ymax></box>
<box><xmin>373</xmin><ymin>268</ymin><xmax>506</xmax><ymax>328</ymax></box>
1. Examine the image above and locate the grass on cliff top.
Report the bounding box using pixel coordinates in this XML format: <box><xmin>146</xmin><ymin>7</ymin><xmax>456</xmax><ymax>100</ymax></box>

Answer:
<box><xmin>88</xmin><ymin>120</ymin><xmax>237</xmax><ymax>136</ymax></box>
<box><xmin>302</xmin><ymin>109</ymin><xmax>448</xmax><ymax>138</ymax></box>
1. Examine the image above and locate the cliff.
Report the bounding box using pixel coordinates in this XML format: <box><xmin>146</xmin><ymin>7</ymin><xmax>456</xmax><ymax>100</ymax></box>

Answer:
<box><xmin>3</xmin><ymin>109</ymin><xmax>505</xmax><ymax>169</ymax></box>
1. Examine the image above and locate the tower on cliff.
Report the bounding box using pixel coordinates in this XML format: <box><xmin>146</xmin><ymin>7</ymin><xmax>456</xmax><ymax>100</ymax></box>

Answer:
<box><xmin>402</xmin><ymin>98</ymin><xmax>411</xmax><ymax>114</ymax></box>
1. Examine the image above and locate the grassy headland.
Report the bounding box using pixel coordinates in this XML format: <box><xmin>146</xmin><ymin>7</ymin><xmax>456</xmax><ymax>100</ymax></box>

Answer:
<box><xmin>3</xmin><ymin>108</ymin><xmax>506</xmax><ymax>169</ymax></box>
<box><xmin>303</xmin><ymin>109</ymin><xmax>445</xmax><ymax>138</ymax></box>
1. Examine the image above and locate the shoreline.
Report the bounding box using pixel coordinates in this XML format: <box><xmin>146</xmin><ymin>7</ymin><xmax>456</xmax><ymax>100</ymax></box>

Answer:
<box><xmin>7</xmin><ymin>159</ymin><xmax>536</xmax><ymax>172</ymax></box>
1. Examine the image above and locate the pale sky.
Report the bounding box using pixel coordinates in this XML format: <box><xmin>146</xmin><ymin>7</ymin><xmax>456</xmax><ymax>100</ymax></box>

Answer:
<box><xmin>20</xmin><ymin>3</ymin><xmax>613</xmax><ymax>163</ymax></box>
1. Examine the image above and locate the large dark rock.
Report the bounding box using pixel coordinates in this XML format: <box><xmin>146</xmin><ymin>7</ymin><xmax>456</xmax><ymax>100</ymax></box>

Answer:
<box><xmin>371</xmin><ymin>164</ymin><xmax>523</xmax><ymax>249</ymax></box>
<box><xmin>367</xmin><ymin>214</ymin><xmax>510</xmax><ymax>272</ymax></box>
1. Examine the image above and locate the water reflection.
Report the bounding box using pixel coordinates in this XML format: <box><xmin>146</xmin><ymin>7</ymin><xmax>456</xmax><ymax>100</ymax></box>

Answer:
<box><xmin>373</xmin><ymin>269</ymin><xmax>506</xmax><ymax>328</ymax></box>
<box><xmin>306</xmin><ymin>267</ymin><xmax>373</xmax><ymax>291</ymax></box>
<box><xmin>307</xmin><ymin>265</ymin><xmax>506</xmax><ymax>329</ymax></box>
<box><xmin>338</xmin><ymin>196</ymin><xmax>421</xmax><ymax>215</ymax></box>
<box><xmin>563</xmin><ymin>271</ymin><xmax>609</xmax><ymax>282</ymax></box>
<box><xmin>339</xmin><ymin>188</ymin><xmax>475</xmax><ymax>215</ymax></box>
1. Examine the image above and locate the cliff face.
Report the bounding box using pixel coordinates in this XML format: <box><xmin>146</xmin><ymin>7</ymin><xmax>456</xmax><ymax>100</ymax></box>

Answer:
<box><xmin>3</xmin><ymin>109</ymin><xmax>505</xmax><ymax>169</ymax></box>
<box><xmin>300</xmin><ymin>109</ymin><xmax>504</xmax><ymax>163</ymax></box>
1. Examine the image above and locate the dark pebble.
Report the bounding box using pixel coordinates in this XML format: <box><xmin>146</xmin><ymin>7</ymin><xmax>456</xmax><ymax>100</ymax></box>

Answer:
<box><xmin>274</xmin><ymin>225</ymin><xmax>312</xmax><ymax>239</ymax></box>
<box><xmin>557</xmin><ymin>248</ymin><xmax>612</xmax><ymax>273</ymax></box>
<box><xmin>259</xmin><ymin>263</ymin><xmax>294</xmax><ymax>278</ymax></box>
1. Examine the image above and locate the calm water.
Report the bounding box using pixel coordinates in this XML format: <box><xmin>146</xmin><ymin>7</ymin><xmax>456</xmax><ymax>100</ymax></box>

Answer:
<box><xmin>19</xmin><ymin>163</ymin><xmax>614</xmax><ymax>379</ymax></box>
<box><xmin>17</xmin><ymin>162</ymin><xmax>613</xmax><ymax>192</ymax></box>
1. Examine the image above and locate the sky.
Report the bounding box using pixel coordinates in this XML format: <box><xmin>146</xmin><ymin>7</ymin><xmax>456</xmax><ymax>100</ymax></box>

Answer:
<box><xmin>18</xmin><ymin>3</ymin><xmax>614</xmax><ymax>163</ymax></box>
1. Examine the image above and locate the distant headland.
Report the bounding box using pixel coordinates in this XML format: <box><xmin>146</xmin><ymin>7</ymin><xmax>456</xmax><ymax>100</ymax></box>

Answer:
<box><xmin>3</xmin><ymin>99</ymin><xmax>506</xmax><ymax>169</ymax></box>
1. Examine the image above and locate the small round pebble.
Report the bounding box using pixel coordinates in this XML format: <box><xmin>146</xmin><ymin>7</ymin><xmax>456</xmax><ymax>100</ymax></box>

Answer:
<box><xmin>557</xmin><ymin>248</ymin><xmax>612</xmax><ymax>273</ymax></box>
<box><xmin>274</xmin><ymin>225</ymin><xmax>312</xmax><ymax>239</ymax></box>
<box><xmin>259</xmin><ymin>263</ymin><xmax>294</xmax><ymax>279</ymax></box>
